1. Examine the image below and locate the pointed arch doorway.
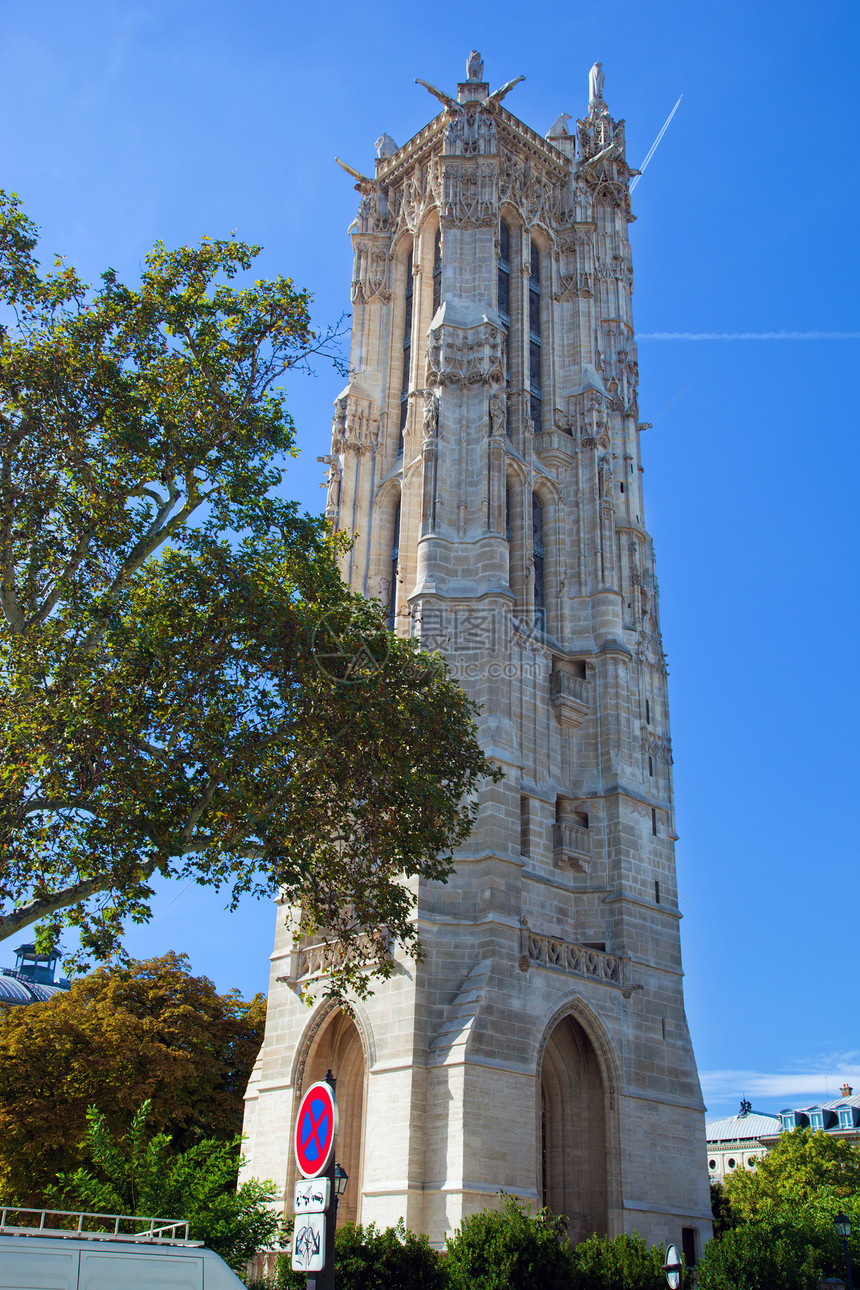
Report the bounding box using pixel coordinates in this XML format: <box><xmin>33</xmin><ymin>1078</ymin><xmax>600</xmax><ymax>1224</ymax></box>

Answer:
<box><xmin>540</xmin><ymin>1013</ymin><xmax>609</xmax><ymax>1242</ymax></box>
<box><xmin>300</xmin><ymin>1011</ymin><xmax>366</xmax><ymax>1228</ymax></box>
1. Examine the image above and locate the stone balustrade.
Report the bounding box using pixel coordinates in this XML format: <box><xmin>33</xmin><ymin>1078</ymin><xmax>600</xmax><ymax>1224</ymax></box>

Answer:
<box><xmin>525</xmin><ymin>930</ymin><xmax>620</xmax><ymax>984</ymax></box>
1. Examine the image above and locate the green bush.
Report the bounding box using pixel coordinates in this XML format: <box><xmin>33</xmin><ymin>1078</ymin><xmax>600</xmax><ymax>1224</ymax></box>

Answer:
<box><xmin>268</xmin><ymin>1219</ymin><xmax>444</xmax><ymax>1290</ymax></box>
<box><xmin>697</xmin><ymin>1209</ymin><xmax>856</xmax><ymax>1290</ymax></box>
<box><xmin>568</xmin><ymin>1231</ymin><xmax>667</xmax><ymax>1290</ymax></box>
<box><xmin>444</xmin><ymin>1194</ymin><xmax>572</xmax><ymax>1290</ymax></box>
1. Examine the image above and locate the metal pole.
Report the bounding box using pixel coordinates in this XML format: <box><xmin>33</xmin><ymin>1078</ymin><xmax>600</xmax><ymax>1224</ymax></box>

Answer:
<box><xmin>306</xmin><ymin>1071</ymin><xmax>337</xmax><ymax>1290</ymax></box>
<box><xmin>841</xmin><ymin>1234</ymin><xmax>854</xmax><ymax>1290</ymax></box>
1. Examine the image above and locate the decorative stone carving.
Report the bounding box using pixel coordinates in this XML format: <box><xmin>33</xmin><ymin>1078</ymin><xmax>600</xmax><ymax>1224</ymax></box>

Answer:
<box><xmin>282</xmin><ymin>933</ymin><xmax>389</xmax><ymax>989</ymax></box>
<box><xmin>634</xmin><ymin>615</ymin><xmax>668</xmax><ymax>673</ymax></box>
<box><xmin>317</xmin><ymin>453</ymin><xmax>342</xmax><ymax>524</ymax></box>
<box><xmin>499</xmin><ymin>148</ymin><xmax>570</xmax><ymax>229</ymax></box>
<box><xmin>444</xmin><ymin>109</ymin><xmax>497</xmax><ymax>157</ymax></box>
<box><xmin>399</xmin><ymin>157</ymin><xmax>442</xmax><ymax>233</ymax></box>
<box><xmin>426</xmin><ymin>315</ymin><xmax>504</xmax><ymax>388</ymax></box>
<box><xmin>422</xmin><ymin>391</ymin><xmax>439</xmax><ymax>438</ymax></box>
<box><xmin>489</xmin><ymin>390</ymin><xmax>506</xmax><ymax>437</ymax></box>
<box><xmin>642</xmin><ymin>728</ymin><xmax>673</xmax><ymax>764</ymax></box>
<box><xmin>546</xmin><ymin>112</ymin><xmax>572</xmax><ymax>140</ymax></box>
<box><xmin>526</xmin><ymin>928</ymin><xmax>620</xmax><ymax>984</ymax></box>
<box><xmin>332</xmin><ymin>392</ymin><xmax>379</xmax><ymax>455</ymax></box>
<box><xmin>352</xmin><ymin>184</ymin><xmax>392</xmax><ymax>236</ymax></box>
<box><xmin>375</xmin><ymin>133</ymin><xmax>398</xmax><ymax>158</ymax></box>
<box><xmin>351</xmin><ymin>239</ymin><xmax>392</xmax><ymax>303</ymax></box>
<box><xmin>466</xmin><ymin>50</ymin><xmax>483</xmax><ymax>81</ymax></box>
<box><xmin>588</xmin><ymin>61</ymin><xmax>605</xmax><ymax>109</ymax></box>
<box><xmin>441</xmin><ymin>159</ymin><xmax>498</xmax><ymax>227</ymax></box>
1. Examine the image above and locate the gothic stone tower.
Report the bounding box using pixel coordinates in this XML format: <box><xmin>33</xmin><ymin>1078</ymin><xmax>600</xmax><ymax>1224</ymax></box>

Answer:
<box><xmin>242</xmin><ymin>54</ymin><xmax>712</xmax><ymax>1253</ymax></box>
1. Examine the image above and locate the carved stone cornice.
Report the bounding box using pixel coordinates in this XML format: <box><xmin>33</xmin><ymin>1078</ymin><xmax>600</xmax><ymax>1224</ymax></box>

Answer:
<box><xmin>426</xmin><ymin>305</ymin><xmax>505</xmax><ymax>388</ymax></box>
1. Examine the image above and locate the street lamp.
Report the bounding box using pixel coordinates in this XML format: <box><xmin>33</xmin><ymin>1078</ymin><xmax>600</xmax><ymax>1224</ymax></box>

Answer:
<box><xmin>833</xmin><ymin>1213</ymin><xmax>854</xmax><ymax>1290</ymax></box>
<box><xmin>333</xmin><ymin>1164</ymin><xmax>349</xmax><ymax>1202</ymax></box>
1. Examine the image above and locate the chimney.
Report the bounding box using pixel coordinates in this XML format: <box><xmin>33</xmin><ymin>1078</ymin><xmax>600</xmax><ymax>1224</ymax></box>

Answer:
<box><xmin>840</xmin><ymin>1084</ymin><xmax>853</xmax><ymax>1098</ymax></box>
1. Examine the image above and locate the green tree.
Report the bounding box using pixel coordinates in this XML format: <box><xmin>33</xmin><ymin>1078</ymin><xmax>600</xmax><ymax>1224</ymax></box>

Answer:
<box><xmin>444</xmin><ymin>1194</ymin><xmax>572</xmax><ymax>1290</ymax></box>
<box><xmin>46</xmin><ymin>1101</ymin><xmax>281</xmax><ymax>1276</ymax></box>
<box><xmin>697</xmin><ymin>1203</ymin><xmax>860</xmax><ymax>1290</ymax></box>
<box><xmin>723</xmin><ymin>1128</ymin><xmax>860</xmax><ymax>1221</ymax></box>
<box><xmin>0</xmin><ymin>192</ymin><xmax>499</xmax><ymax>995</ymax></box>
<box><xmin>0</xmin><ymin>953</ymin><xmax>264</xmax><ymax>1203</ymax></box>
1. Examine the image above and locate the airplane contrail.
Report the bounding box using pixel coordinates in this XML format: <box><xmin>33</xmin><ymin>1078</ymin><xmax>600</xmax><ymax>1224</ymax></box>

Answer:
<box><xmin>639</xmin><ymin>331</ymin><xmax>860</xmax><ymax>341</ymax></box>
<box><xmin>629</xmin><ymin>95</ymin><xmax>683</xmax><ymax>192</ymax></box>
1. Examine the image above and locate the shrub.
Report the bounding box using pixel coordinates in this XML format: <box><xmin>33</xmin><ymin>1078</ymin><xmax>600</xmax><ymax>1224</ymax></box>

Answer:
<box><xmin>269</xmin><ymin>1219</ymin><xmax>444</xmax><ymax>1290</ymax></box>
<box><xmin>697</xmin><ymin>1210</ymin><xmax>855</xmax><ymax>1290</ymax></box>
<box><xmin>445</xmin><ymin>1194</ymin><xmax>572</xmax><ymax>1290</ymax></box>
<box><xmin>569</xmin><ymin>1231</ymin><xmax>667</xmax><ymax>1290</ymax></box>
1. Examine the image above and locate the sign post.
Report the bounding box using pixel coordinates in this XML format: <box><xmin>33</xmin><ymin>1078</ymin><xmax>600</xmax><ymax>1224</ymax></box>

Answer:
<box><xmin>663</xmin><ymin>1243</ymin><xmax>683</xmax><ymax>1290</ymax></box>
<box><xmin>291</xmin><ymin>1072</ymin><xmax>339</xmax><ymax>1290</ymax></box>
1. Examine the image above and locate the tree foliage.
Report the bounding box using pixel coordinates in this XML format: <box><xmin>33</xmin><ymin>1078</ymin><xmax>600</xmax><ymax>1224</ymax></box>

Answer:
<box><xmin>271</xmin><ymin>1219</ymin><xmax>446</xmax><ymax>1290</ymax></box>
<box><xmin>47</xmin><ymin>1100</ymin><xmax>282</xmax><ymax>1276</ymax></box>
<box><xmin>0</xmin><ymin>953</ymin><xmax>264</xmax><ymax>1204</ymax></box>
<box><xmin>701</xmin><ymin>1130</ymin><xmax>860</xmax><ymax>1290</ymax></box>
<box><xmin>697</xmin><ymin>1203</ymin><xmax>860</xmax><ymax>1290</ymax></box>
<box><xmin>722</xmin><ymin>1128</ymin><xmax>860</xmax><ymax>1221</ymax></box>
<box><xmin>0</xmin><ymin>192</ymin><xmax>499</xmax><ymax>993</ymax></box>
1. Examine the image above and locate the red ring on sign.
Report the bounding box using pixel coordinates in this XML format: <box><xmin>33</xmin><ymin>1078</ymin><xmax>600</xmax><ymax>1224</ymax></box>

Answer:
<box><xmin>294</xmin><ymin>1082</ymin><xmax>338</xmax><ymax>1178</ymax></box>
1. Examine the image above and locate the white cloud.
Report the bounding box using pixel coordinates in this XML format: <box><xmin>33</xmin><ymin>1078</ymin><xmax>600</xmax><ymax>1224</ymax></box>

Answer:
<box><xmin>700</xmin><ymin>1056</ymin><xmax>860</xmax><ymax>1109</ymax></box>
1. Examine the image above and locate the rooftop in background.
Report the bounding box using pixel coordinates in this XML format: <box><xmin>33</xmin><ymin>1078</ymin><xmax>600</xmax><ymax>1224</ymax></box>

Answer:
<box><xmin>706</xmin><ymin>1099</ymin><xmax>781</xmax><ymax>1143</ymax></box>
<box><xmin>0</xmin><ymin>944</ymin><xmax>70</xmax><ymax>1007</ymax></box>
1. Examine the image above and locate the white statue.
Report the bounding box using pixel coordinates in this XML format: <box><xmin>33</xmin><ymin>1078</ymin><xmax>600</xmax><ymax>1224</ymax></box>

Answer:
<box><xmin>589</xmin><ymin>61</ymin><xmax>605</xmax><ymax>105</ymax></box>
<box><xmin>467</xmin><ymin>50</ymin><xmax>484</xmax><ymax>81</ymax></box>
<box><xmin>489</xmin><ymin>391</ymin><xmax>506</xmax><ymax>437</ymax></box>
<box><xmin>375</xmin><ymin>133</ymin><xmax>398</xmax><ymax>158</ymax></box>
<box><xmin>423</xmin><ymin>392</ymin><xmax>439</xmax><ymax>438</ymax></box>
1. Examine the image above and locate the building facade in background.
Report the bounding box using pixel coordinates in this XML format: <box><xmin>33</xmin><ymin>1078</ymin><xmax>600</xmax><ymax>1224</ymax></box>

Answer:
<box><xmin>707</xmin><ymin>1086</ymin><xmax>860</xmax><ymax>1183</ymax></box>
<box><xmin>243</xmin><ymin>53</ymin><xmax>711</xmax><ymax>1252</ymax></box>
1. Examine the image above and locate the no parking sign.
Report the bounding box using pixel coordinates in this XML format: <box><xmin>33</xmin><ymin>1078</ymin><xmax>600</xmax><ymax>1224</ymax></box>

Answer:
<box><xmin>294</xmin><ymin>1081</ymin><xmax>338</xmax><ymax>1179</ymax></box>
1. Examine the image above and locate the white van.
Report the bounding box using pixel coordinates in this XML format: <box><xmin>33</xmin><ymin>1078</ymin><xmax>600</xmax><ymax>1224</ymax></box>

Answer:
<box><xmin>0</xmin><ymin>1208</ymin><xmax>248</xmax><ymax>1289</ymax></box>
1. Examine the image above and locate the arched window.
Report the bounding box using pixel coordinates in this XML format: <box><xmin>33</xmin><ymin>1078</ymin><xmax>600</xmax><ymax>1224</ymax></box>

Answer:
<box><xmin>498</xmin><ymin>221</ymin><xmax>512</xmax><ymax>432</ymax></box>
<box><xmin>498</xmin><ymin>221</ymin><xmax>511</xmax><ymax>323</ymax></box>
<box><xmin>432</xmin><ymin>228</ymin><xmax>442</xmax><ymax>314</ymax></box>
<box><xmin>533</xmin><ymin>493</ymin><xmax>545</xmax><ymax>631</ymax></box>
<box><xmin>529</xmin><ymin>241</ymin><xmax>542</xmax><ymax>431</ymax></box>
<box><xmin>388</xmin><ymin>499</ymin><xmax>401</xmax><ymax>629</ymax></box>
<box><xmin>399</xmin><ymin>249</ymin><xmax>413</xmax><ymax>454</ymax></box>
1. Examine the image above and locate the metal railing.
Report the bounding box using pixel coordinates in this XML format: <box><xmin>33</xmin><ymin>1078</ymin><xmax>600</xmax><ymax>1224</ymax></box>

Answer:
<box><xmin>0</xmin><ymin>1207</ymin><xmax>191</xmax><ymax>1243</ymax></box>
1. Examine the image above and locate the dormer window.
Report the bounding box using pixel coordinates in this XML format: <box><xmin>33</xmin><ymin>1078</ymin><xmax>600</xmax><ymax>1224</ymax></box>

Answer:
<box><xmin>838</xmin><ymin>1108</ymin><xmax>854</xmax><ymax>1129</ymax></box>
<box><xmin>780</xmin><ymin>1111</ymin><xmax>796</xmax><ymax>1131</ymax></box>
<box><xmin>809</xmin><ymin>1110</ymin><xmax>824</xmax><ymax>1131</ymax></box>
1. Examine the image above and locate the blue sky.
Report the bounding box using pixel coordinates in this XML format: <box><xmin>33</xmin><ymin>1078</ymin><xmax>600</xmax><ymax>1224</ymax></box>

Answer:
<box><xmin>2</xmin><ymin>0</ymin><xmax>858</xmax><ymax>1121</ymax></box>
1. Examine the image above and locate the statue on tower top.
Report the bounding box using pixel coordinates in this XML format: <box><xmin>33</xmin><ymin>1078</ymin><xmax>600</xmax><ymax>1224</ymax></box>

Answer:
<box><xmin>466</xmin><ymin>50</ymin><xmax>484</xmax><ymax>81</ymax></box>
<box><xmin>589</xmin><ymin>60</ymin><xmax>605</xmax><ymax>107</ymax></box>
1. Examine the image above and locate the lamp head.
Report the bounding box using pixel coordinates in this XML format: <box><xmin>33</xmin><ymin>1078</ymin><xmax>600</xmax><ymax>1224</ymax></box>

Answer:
<box><xmin>834</xmin><ymin>1212</ymin><xmax>851</xmax><ymax>1239</ymax></box>
<box><xmin>334</xmin><ymin>1162</ymin><xmax>349</xmax><ymax>1198</ymax></box>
